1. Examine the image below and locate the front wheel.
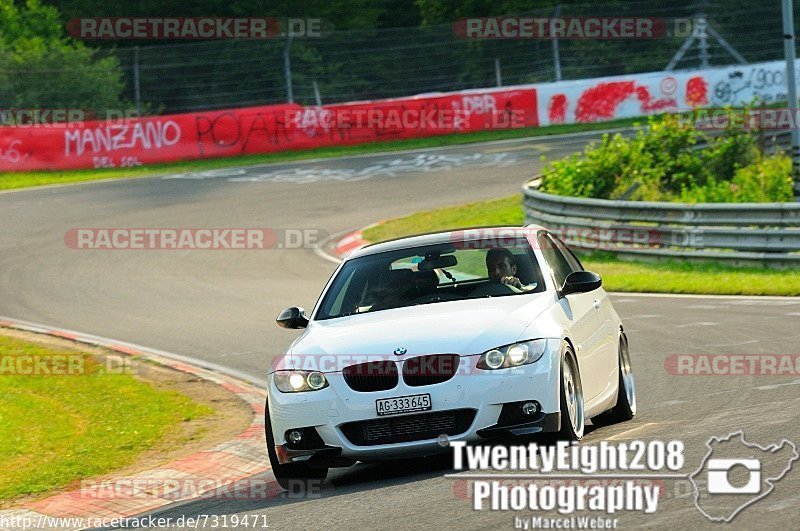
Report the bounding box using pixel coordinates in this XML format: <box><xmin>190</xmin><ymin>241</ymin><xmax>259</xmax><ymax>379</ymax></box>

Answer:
<box><xmin>592</xmin><ymin>334</ymin><xmax>636</xmax><ymax>426</ymax></box>
<box><xmin>556</xmin><ymin>344</ymin><xmax>584</xmax><ymax>440</ymax></box>
<box><xmin>265</xmin><ymin>400</ymin><xmax>328</xmax><ymax>490</ymax></box>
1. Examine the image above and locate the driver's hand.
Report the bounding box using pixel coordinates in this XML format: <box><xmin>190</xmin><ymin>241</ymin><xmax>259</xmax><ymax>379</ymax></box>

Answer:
<box><xmin>501</xmin><ymin>276</ymin><xmax>522</xmax><ymax>289</ymax></box>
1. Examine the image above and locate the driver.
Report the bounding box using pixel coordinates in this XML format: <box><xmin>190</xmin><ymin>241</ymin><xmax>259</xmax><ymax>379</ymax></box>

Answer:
<box><xmin>486</xmin><ymin>247</ymin><xmax>525</xmax><ymax>290</ymax></box>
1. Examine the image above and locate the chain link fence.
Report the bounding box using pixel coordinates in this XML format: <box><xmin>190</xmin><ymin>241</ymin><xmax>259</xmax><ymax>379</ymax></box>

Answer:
<box><xmin>26</xmin><ymin>1</ymin><xmax>800</xmax><ymax>113</ymax></box>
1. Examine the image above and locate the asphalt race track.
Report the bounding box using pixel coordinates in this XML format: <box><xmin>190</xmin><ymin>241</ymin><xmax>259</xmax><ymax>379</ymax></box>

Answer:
<box><xmin>1</xmin><ymin>131</ymin><xmax>799</xmax><ymax>530</ymax></box>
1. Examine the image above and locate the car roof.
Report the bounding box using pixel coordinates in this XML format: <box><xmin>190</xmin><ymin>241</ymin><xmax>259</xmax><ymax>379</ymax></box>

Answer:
<box><xmin>347</xmin><ymin>225</ymin><xmax>548</xmax><ymax>259</ymax></box>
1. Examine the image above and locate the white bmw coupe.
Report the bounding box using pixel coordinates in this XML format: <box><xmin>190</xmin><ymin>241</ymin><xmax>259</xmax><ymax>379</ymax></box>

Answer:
<box><xmin>266</xmin><ymin>226</ymin><xmax>636</xmax><ymax>488</ymax></box>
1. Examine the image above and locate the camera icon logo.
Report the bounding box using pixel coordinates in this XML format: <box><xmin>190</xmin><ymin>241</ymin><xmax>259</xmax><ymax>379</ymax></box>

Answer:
<box><xmin>690</xmin><ymin>431</ymin><xmax>798</xmax><ymax>522</ymax></box>
<box><xmin>706</xmin><ymin>458</ymin><xmax>761</xmax><ymax>494</ymax></box>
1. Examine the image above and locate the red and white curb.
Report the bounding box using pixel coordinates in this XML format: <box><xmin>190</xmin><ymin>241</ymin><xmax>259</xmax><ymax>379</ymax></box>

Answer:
<box><xmin>326</xmin><ymin>221</ymin><xmax>383</xmax><ymax>261</ymax></box>
<box><xmin>0</xmin><ymin>317</ymin><xmax>271</xmax><ymax>529</ymax></box>
<box><xmin>332</xmin><ymin>230</ymin><xmax>368</xmax><ymax>258</ymax></box>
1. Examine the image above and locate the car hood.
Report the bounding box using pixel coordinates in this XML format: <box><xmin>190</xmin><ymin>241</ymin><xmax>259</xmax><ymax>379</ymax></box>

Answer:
<box><xmin>284</xmin><ymin>294</ymin><xmax>553</xmax><ymax>368</ymax></box>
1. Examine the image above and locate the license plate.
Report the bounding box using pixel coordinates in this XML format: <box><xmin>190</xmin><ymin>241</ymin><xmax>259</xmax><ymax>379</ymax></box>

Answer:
<box><xmin>376</xmin><ymin>393</ymin><xmax>431</xmax><ymax>416</ymax></box>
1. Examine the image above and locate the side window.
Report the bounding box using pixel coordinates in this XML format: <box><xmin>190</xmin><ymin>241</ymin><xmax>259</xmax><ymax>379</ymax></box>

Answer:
<box><xmin>550</xmin><ymin>236</ymin><xmax>584</xmax><ymax>272</ymax></box>
<box><xmin>537</xmin><ymin>233</ymin><xmax>573</xmax><ymax>288</ymax></box>
<box><xmin>323</xmin><ymin>267</ymin><xmax>356</xmax><ymax>316</ymax></box>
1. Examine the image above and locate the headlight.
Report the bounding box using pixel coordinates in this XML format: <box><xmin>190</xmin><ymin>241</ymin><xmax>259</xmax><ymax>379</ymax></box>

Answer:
<box><xmin>274</xmin><ymin>370</ymin><xmax>329</xmax><ymax>392</ymax></box>
<box><xmin>484</xmin><ymin>349</ymin><xmax>505</xmax><ymax>369</ymax></box>
<box><xmin>508</xmin><ymin>343</ymin><xmax>530</xmax><ymax>364</ymax></box>
<box><xmin>477</xmin><ymin>339</ymin><xmax>550</xmax><ymax>370</ymax></box>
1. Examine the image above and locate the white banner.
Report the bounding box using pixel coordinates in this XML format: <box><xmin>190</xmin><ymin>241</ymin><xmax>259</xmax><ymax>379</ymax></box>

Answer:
<box><xmin>533</xmin><ymin>60</ymin><xmax>796</xmax><ymax>126</ymax></box>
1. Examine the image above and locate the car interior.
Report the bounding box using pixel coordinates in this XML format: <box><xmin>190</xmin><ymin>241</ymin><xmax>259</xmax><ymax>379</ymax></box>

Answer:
<box><xmin>332</xmin><ymin>246</ymin><xmax>547</xmax><ymax>316</ymax></box>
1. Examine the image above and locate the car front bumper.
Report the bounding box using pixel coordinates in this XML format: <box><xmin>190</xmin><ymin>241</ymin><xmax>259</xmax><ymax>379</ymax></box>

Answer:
<box><xmin>267</xmin><ymin>349</ymin><xmax>561</xmax><ymax>464</ymax></box>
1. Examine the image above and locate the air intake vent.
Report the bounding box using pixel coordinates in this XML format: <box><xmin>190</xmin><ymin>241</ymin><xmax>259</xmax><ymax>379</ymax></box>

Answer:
<box><xmin>340</xmin><ymin>409</ymin><xmax>476</xmax><ymax>446</ymax></box>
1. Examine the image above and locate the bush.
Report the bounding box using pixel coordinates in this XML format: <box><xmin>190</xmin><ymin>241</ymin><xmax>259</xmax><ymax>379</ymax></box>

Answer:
<box><xmin>678</xmin><ymin>155</ymin><xmax>794</xmax><ymax>203</ymax></box>
<box><xmin>539</xmin><ymin>114</ymin><xmax>792</xmax><ymax>203</ymax></box>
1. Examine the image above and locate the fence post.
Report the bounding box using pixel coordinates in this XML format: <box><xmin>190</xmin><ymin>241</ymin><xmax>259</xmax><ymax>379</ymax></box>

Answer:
<box><xmin>551</xmin><ymin>5</ymin><xmax>562</xmax><ymax>81</ymax></box>
<box><xmin>312</xmin><ymin>80</ymin><xmax>322</xmax><ymax>106</ymax></box>
<box><xmin>283</xmin><ymin>34</ymin><xmax>294</xmax><ymax>103</ymax></box>
<box><xmin>782</xmin><ymin>0</ymin><xmax>800</xmax><ymax>198</ymax></box>
<box><xmin>494</xmin><ymin>58</ymin><xmax>502</xmax><ymax>87</ymax></box>
<box><xmin>697</xmin><ymin>17</ymin><xmax>709</xmax><ymax>69</ymax></box>
<box><xmin>133</xmin><ymin>46</ymin><xmax>141</xmax><ymax>115</ymax></box>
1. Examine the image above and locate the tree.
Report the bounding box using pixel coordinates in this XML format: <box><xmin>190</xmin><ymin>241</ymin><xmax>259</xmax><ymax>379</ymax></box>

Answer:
<box><xmin>0</xmin><ymin>0</ymin><xmax>124</xmax><ymax>114</ymax></box>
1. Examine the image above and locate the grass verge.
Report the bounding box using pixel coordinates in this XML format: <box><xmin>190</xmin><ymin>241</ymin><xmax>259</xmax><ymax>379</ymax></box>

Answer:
<box><xmin>0</xmin><ymin>117</ymin><xmax>639</xmax><ymax>191</ymax></box>
<box><xmin>0</xmin><ymin>333</ymin><xmax>213</xmax><ymax>501</ymax></box>
<box><xmin>360</xmin><ymin>195</ymin><xmax>800</xmax><ymax>296</ymax></box>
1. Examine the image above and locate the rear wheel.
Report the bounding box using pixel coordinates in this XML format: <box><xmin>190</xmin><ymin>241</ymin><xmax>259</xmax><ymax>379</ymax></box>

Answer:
<box><xmin>265</xmin><ymin>399</ymin><xmax>328</xmax><ymax>490</ymax></box>
<box><xmin>592</xmin><ymin>334</ymin><xmax>636</xmax><ymax>426</ymax></box>
<box><xmin>557</xmin><ymin>344</ymin><xmax>584</xmax><ymax>440</ymax></box>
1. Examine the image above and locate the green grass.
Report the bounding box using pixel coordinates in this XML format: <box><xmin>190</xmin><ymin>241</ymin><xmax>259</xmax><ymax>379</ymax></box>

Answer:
<box><xmin>0</xmin><ymin>334</ymin><xmax>213</xmax><ymax>501</ymax></box>
<box><xmin>0</xmin><ymin>117</ymin><xmax>640</xmax><ymax>191</ymax></box>
<box><xmin>577</xmin><ymin>252</ymin><xmax>800</xmax><ymax>296</ymax></box>
<box><xmin>361</xmin><ymin>195</ymin><xmax>800</xmax><ymax>296</ymax></box>
<box><xmin>363</xmin><ymin>196</ymin><xmax>525</xmax><ymax>243</ymax></box>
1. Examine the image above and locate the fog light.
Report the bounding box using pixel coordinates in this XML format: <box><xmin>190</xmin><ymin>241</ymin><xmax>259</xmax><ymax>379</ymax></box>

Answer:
<box><xmin>521</xmin><ymin>401</ymin><xmax>539</xmax><ymax>416</ymax></box>
<box><xmin>288</xmin><ymin>430</ymin><xmax>303</xmax><ymax>444</ymax></box>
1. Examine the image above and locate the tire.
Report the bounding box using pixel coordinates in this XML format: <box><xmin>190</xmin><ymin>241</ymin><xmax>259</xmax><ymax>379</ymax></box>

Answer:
<box><xmin>556</xmin><ymin>343</ymin><xmax>584</xmax><ymax>440</ymax></box>
<box><xmin>592</xmin><ymin>334</ymin><xmax>636</xmax><ymax>426</ymax></box>
<box><xmin>265</xmin><ymin>399</ymin><xmax>328</xmax><ymax>491</ymax></box>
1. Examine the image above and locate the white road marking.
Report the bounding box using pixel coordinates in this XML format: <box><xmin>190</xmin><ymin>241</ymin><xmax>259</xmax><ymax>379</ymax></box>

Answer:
<box><xmin>763</xmin><ymin>493</ymin><xmax>800</xmax><ymax>511</ymax></box>
<box><xmin>756</xmin><ymin>379</ymin><xmax>800</xmax><ymax>391</ymax></box>
<box><xmin>174</xmin><ymin>152</ymin><xmax>522</xmax><ymax>183</ymax></box>
<box><xmin>606</xmin><ymin>422</ymin><xmax>671</xmax><ymax>441</ymax></box>
<box><xmin>314</xmin><ymin>229</ymin><xmax>353</xmax><ymax>264</ymax></box>
<box><xmin>647</xmin><ymin>389</ymin><xmax>741</xmax><ymax>411</ymax></box>
<box><xmin>709</xmin><ymin>339</ymin><xmax>759</xmax><ymax>347</ymax></box>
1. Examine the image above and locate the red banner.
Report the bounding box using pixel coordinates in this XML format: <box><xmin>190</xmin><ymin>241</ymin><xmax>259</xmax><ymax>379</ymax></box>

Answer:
<box><xmin>0</xmin><ymin>88</ymin><xmax>537</xmax><ymax>172</ymax></box>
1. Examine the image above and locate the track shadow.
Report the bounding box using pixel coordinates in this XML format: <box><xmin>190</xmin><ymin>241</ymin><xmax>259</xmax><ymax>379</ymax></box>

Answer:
<box><xmin>98</xmin><ymin>451</ymin><xmax>456</xmax><ymax>529</ymax></box>
<box><xmin>99</xmin><ymin>432</ymin><xmax>611</xmax><ymax>529</ymax></box>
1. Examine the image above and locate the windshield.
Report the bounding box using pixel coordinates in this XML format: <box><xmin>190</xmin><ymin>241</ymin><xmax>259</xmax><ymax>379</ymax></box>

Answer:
<box><xmin>315</xmin><ymin>239</ymin><xmax>546</xmax><ymax>320</ymax></box>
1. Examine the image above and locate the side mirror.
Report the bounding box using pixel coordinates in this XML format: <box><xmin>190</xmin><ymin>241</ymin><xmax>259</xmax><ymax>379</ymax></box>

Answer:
<box><xmin>560</xmin><ymin>271</ymin><xmax>602</xmax><ymax>296</ymax></box>
<box><xmin>276</xmin><ymin>307</ymin><xmax>309</xmax><ymax>329</ymax></box>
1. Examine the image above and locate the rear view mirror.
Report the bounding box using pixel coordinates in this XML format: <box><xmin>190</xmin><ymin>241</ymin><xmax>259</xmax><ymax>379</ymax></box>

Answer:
<box><xmin>560</xmin><ymin>271</ymin><xmax>602</xmax><ymax>296</ymax></box>
<box><xmin>276</xmin><ymin>307</ymin><xmax>309</xmax><ymax>329</ymax></box>
<box><xmin>418</xmin><ymin>254</ymin><xmax>457</xmax><ymax>271</ymax></box>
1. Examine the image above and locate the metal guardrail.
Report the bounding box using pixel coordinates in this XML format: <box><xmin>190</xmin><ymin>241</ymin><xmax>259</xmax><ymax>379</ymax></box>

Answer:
<box><xmin>522</xmin><ymin>179</ymin><xmax>800</xmax><ymax>267</ymax></box>
<box><xmin>757</xmin><ymin>130</ymin><xmax>793</xmax><ymax>155</ymax></box>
